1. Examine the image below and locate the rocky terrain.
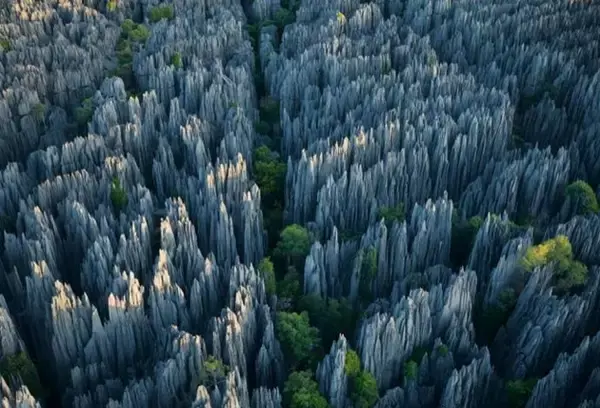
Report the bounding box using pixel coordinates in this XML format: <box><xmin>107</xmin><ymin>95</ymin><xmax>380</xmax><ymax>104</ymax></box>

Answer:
<box><xmin>0</xmin><ymin>0</ymin><xmax>599</xmax><ymax>407</ymax></box>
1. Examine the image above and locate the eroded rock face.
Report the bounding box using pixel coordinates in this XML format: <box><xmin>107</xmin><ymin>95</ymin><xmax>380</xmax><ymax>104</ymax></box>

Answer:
<box><xmin>1</xmin><ymin>0</ymin><xmax>600</xmax><ymax>406</ymax></box>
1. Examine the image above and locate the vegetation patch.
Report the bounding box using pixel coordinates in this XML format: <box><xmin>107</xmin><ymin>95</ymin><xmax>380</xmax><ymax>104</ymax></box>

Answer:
<box><xmin>110</xmin><ymin>177</ymin><xmax>128</xmax><ymax>213</ymax></box>
<box><xmin>149</xmin><ymin>4</ymin><xmax>174</xmax><ymax>23</ymax></box>
<box><xmin>506</xmin><ymin>378</ymin><xmax>538</xmax><ymax>408</ymax></box>
<box><xmin>450</xmin><ymin>213</ymin><xmax>483</xmax><ymax>267</ymax></box>
<box><xmin>0</xmin><ymin>352</ymin><xmax>45</xmax><ymax>398</ymax></box>
<box><xmin>377</xmin><ymin>203</ymin><xmax>405</xmax><ymax>225</ymax></box>
<box><xmin>565</xmin><ymin>180</ymin><xmax>599</xmax><ymax>215</ymax></box>
<box><xmin>521</xmin><ymin>235</ymin><xmax>587</xmax><ymax>295</ymax></box>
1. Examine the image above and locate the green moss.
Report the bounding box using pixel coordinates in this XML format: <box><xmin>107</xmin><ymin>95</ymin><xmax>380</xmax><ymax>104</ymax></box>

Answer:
<box><xmin>565</xmin><ymin>180</ymin><xmax>599</xmax><ymax>215</ymax></box>
<box><xmin>149</xmin><ymin>4</ymin><xmax>174</xmax><ymax>23</ymax></box>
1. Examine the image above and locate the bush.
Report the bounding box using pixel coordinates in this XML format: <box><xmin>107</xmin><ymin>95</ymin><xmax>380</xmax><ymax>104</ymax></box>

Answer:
<box><xmin>74</xmin><ymin>98</ymin><xmax>94</xmax><ymax>128</ymax></box>
<box><xmin>107</xmin><ymin>0</ymin><xmax>117</xmax><ymax>11</ymax></box>
<box><xmin>403</xmin><ymin>360</ymin><xmax>418</xmax><ymax>380</ymax></box>
<box><xmin>344</xmin><ymin>350</ymin><xmax>361</xmax><ymax>377</ymax></box>
<box><xmin>377</xmin><ymin>203</ymin><xmax>405</xmax><ymax>225</ymax></box>
<box><xmin>283</xmin><ymin>371</ymin><xmax>329</xmax><ymax>408</ymax></box>
<box><xmin>520</xmin><ymin>235</ymin><xmax>587</xmax><ymax>295</ymax></box>
<box><xmin>565</xmin><ymin>180</ymin><xmax>599</xmax><ymax>215</ymax></box>
<box><xmin>199</xmin><ymin>355</ymin><xmax>228</xmax><ymax>388</ymax></box>
<box><xmin>149</xmin><ymin>4</ymin><xmax>174</xmax><ymax>23</ymax></box>
<box><xmin>171</xmin><ymin>52</ymin><xmax>182</xmax><ymax>69</ymax></box>
<box><xmin>0</xmin><ymin>352</ymin><xmax>44</xmax><ymax>398</ymax></box>
<box><xmin>110</xmin><ymin>177</ymin><xmax>128</xmax><ymax>212</ymax></box>
<box><xmin>32</xmin><ymin>103</ymin><xmax>46</xmax><ymax>121</ymax></box>
<box><xmin>129</xmin><ymin>24</ymin><xmax>151</xmax><ymax>42</ymax></box>
<box><xmin>257</xmin><ymin>257</ymin><xmax>277</xmax><ymax>296</ymax></box>
<box><xmin>506</xmin><ymin>378</ymin><xmax>538</xmax><ymax>408</ymax></box>
<box><xmin>277</xmin><ymin>266</ymin><xmax>301</xmax><ymax>305</ymax></box>
<box><xmin>350</xmin><ymin>371</ymin><xmax>378</xmax><ymax>408</ymax></box>
<box><xmin>436</xmin><ymin>344</ymin><xmax>449</xmax><ymax>356</ymax></box>
<box><xmin>273</xmin><ymin>224</ymin><xmax>311</xmax><ymax>269</ymax></box>
<box><xmin>298</xmin><ymin>295</ymin><xmax>356</xmax><ymax>348</ymax></box>
<box><xmin>359</xmin><ymin>247</ymin><xmax>378</xmax><ymax>302</ymax></box>
<box><xmin>276</xmin><ymin>311</ymin><xmax>320</xmax><ymax>369</ymax></box>
<box><xmin>253</xmin><ymin>145</ymin><xmax>286</xmax><ymax>203</ymax></box>
<box><xmin>121</xmin><ymin>19</ymin><xmax>137</xmax><ymax>36</ymax></box>
<box><xmin>0</xmin><ymin>38</ymin><xmax>11</xmax><ymax>51</ymax></box>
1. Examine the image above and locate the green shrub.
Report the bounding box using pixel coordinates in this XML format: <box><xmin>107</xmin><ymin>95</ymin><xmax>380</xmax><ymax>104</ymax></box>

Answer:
<box><xmin>74</xmin><ymin>98</ymin><xmax>94</xmax><ymax>128</ymax></box>
<box><xmin>336</xmin><ymin>11</ymin><xmax>346</xmax><ymax>24</ymax></box>
<box><xmin>565</xmin><ymin>180</ymin><xmax>599</xmax><ymax>215</ymax></box>
<box><xmin>344</xmin><ymin>350</ymin><xmax>361</xmax><ymax>377</ymax></box>
<box><xmin>107</xmin><ymin>0</ymin><xmax>117</xmax><ymax>11</ymax></box>
<box><xmin>506</xmin><ymin>378</ymin><xmax>538</xmax><ymax>408</ymax></box>
<box><xmin>298</xmin><ymin>295</ymin><xmax>356</xmax><ymax>349</ymax></box>
<box><xmin>121</xmin><ymin>19</ymin><xmax>136</xmax><ymax>36</ymax></box>
<box><xmin>32</xmin><ymin>103</ymin><xmax>46</xmax><ymax>121</ymax></box>
<box><xmin>377</xmin><ymin>203</ymin><xmax>405</xmax><ymax>224</ymax></box>
<box><xmin>199</xmin><ymin>355</ymin><xmax>228</xmax><ymax>388</ymax></box>
<box><xmin>0</xmin><ymin>38</ymin><xmax>10</xmax><ymax>51</ymax></box>
<box><xmin>257</xmin><ymin>257</ymin><xmax>277</xmax><ymax>296</ymax></box>
<box><xmin>0</xmin><ymin>352</ymin><xmax>44</xmax><ymax>398</ymax></box>
<box><xmin>149</xmin><ymin>4</ymin><xmax>174</xmax><ymax>23</ymax></box>
<box><xmin>276</xmin><ymin>311</ymin><xmax>320</xmax><ymax>369</ymax></box>
<box><xmin>171</xmin><ymin>52</ymin><xmax>182</xmax><ymax>69</ymax></box>
<box><xmin>359</xmin><ymin>247</ymin><xmax>378</xmax><ymax>302</ymax></box>
<box><xmin>273</xmin><ymin>224</ymin><xmax>311</xmax><ymax>269</ymax></box>
<box><xmin>521</xmin><ymin>235</ymin><xmax>587</xmax><ymax>295</ymax></box>
<box><xmin>349</xmin><ymin>371</ymin><xmax>378</xmax><ymax>408</ymax></box>
<box><xmin>403</xmin><ymin>360</ymin><xmax>418</xmax><ymax>380</ymax></box>
<box><xmin>129</xmin><ymin>24</ymin><xmax>151</xmax><ymax>42</ymax></box>
<box><xmin>259</xmin><ymin>96</ymin><xmax>280</xmax><ymax>123</ymax></box>
<box><xmin>436</xmin><ymin>344</ymin><xmax>449</xmax><ymax>356</ymax></box>
<box><xmin>110</xmin><ymin>177</ymin><xmax>128</xmax><ymax>212</ymax></box>
<box><xmin>283</xmin><ymin>371</ymin><xmax>329</xmax><ymax>408</ymax></box>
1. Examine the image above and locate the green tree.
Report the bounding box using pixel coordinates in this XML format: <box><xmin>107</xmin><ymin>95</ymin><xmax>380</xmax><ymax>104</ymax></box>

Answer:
<box><xmin>506</xmin><ymin>378</ymin><xmax>538</xmax><ymax>408</ymax></box>
<box><xmin>349</xmin><ymin>371</ymin><xmax>378</xmax><ymax>408</ymax></box>
<box><xmin>253</xmin><ymin>145</ymin><xmax>286</xmax><ymax>203</ymax></box>
<box><xmin>520</xmin><ymin>235</ymin><xmax>587</xmax><ymax>295</ymax></box>
<box><xmin>276</xmin><ymin>311</ymin><xmax>320</xmax><ymax>369</ymax></box>
<box><xmin>344</xmin><ymin>349</ymin><xmax>361</xmax><ymax>377</ymax></box>
<box><xmin>110</xmin><ymin>177</ymin><xmax>128</xmax><ymax>212</ymax></box>
<box><xmin>283</xmin><ymin>371</ymin><xmax>329</xmax><ymax>408</ymax></box>
<box><xmin>74</xmin><ymin>98</ymin><xmax>94</xmax><ymax>129</ymax></box>
<box><xmin>298</xmin><ymin>295</ymin><xmax>356</xmax><ymax>348</ymax></box>
<box><xmin>377</xmin><ymin>203</ymin><xmax>405</xmax><ymax>225</ymax></box>
<box><xmin>258</xmin><ymin>257</ymin><xmax>277</xmax><ymax>296</ymax></box>
<box><xmin>274</xmin><ymin>224</ymin><xmax>312</xmax><ymax>268</ymax></box>
<box><xmin>199</xmin><ymin>355</ymin><xmax>228</xmax><ymax>388</ymax></box>
<box><xmin>359</xmin><ymin>247</ymin><xmax>378</xmax><ymax>303</ymax></box>
<box><xmin>0</xmin><ymin>352</ymin><xmax>45</xmax><ymax>398</ymax></box>
<box><xmin>149</xmin><ymin>4</ymin><xmax>174</xmax><ymax>23</ymax></box>
<box><xmin>278</xmin><ymin>266</ymin><xmax>301</xmax><ymax>305</ymax></box>
<box><xmin>129</xmin><ymin>24</ymin><xmax>151</xmax><ymax>42</ymax></box>
<box><xmin>565</xmin><ymin>180</ymin><xmax>599</xmax><ymax>215</ymax></box>
<box><xmin>171</xmin><ymin>52</ymin><xmax>183</xmax><ymax>69</ymax></box>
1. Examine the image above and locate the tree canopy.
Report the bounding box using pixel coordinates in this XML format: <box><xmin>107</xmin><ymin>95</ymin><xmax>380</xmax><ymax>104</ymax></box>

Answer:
<box><xmin>283</xmin><ymin>371</ymin><xmax>329</xmax><ymax>408</ymax></box>
<box><xmin>276</xmin><ymin>311</ymin><xmax>320</xmax><ymax>369</ymax></box>
<box><xmin>565</xmin><ymin>180</ymin><xmax>599</xmax><ymax>215</ymax></box>
<box><xmin>257</xmin><ymin>257</ymin><xmax>277</xmax><ymax>296</ymax></box>
<box><xmin>521</xmin><ymin>235</ymin><xmax>587</xmax><ymax>295</ymax></box>
<box><xmin>274</xmin><ymin>224</ymin><xmax>312</xmax><ymax>268</ymax></box>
